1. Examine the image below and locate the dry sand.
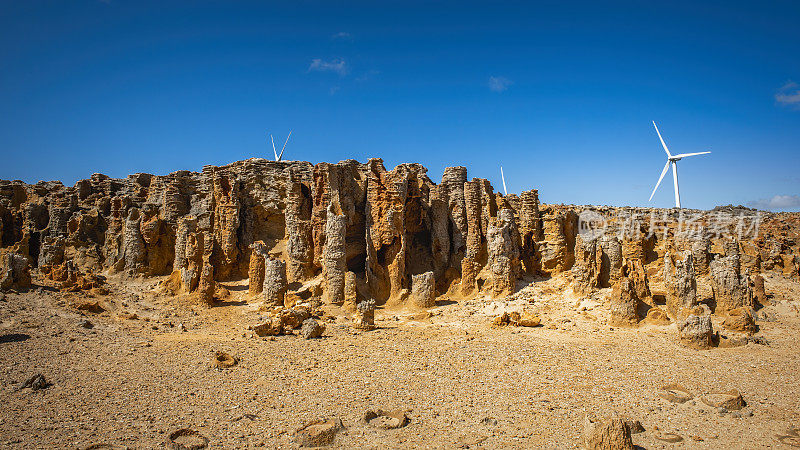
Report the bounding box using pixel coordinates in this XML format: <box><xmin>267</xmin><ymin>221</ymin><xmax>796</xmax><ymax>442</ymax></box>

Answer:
<box><xmin>2</xmin><ymin>273</ymin><xmax>800</xmax><ymax>449</ymax></box>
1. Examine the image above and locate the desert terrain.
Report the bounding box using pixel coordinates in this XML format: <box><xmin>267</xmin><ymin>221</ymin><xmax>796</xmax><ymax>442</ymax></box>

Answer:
<box><xmin>2</xmin><ymin>159</ymin><xmax>800</xmax><ymax>448</ymax></box>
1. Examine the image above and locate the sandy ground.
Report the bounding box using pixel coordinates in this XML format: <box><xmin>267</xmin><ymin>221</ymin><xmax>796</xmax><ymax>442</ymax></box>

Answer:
<box><xmin>1</xmin><ymin>273</ymin><xmax>800</xmax><ymax>449</ymax></box>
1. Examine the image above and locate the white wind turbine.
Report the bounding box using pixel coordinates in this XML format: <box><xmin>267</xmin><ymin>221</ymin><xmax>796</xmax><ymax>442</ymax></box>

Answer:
<box><xmin>649</xmin><ymin>121</ymin><xmax>711</xmax><ymax>208</ymax></box>
<box><xmin>268</xmin><ymin>130</ymin><xmax>292</xmax><ymax>161</ymax></box>
<box><xmin>500</xmin><ymin>166</ymin><xmax>508</xmax><ymax>196</ymax></box>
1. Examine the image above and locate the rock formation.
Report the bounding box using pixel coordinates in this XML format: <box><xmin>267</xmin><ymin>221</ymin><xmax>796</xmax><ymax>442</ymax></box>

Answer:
<box><xmin>248</xmin><ymin>241</ymin><xmax>267</xmax><ymax>295</ymax></box>
<box><xmin>485</xmin><ymin>209</ymin><xmax>520</xmax><ymax>297</ymax></box>
<box><xmin>572</xmin><ymin>234</ymin><xmax>601</xmax><ymax>295</ymax></box>
<box><xmin>678</xmin><ymin>314</ymin><xmax>715</xmax><ymax>349</ymax></box>
<box><xmin>710</xmin><ymin>254</ymin><xmax>753</xmax><ymax>314</ymax></box>
<box><xmin>411</xmin><ymin>271</ymin><xmax>436</xmax><ymax>308</ymax></box>
<box><xmin>664</xmin><ymin>251</ymin><xmax>697</xmax><ymax>319</ymax></box>
<box><xmin>263</xmin><ymin>256</ymin><xmax>287</xmax><ymax>308</ymax></box>
<box><xmin>323</xmin><ymin>202</ymin><xmax>347</xmax><ymax>305</ymax></box>
<box><xmin>582</xmin><ymin>416</ymin><xmax>634</xmax><ymax>450</ymax></box>
<box><xmin>609</xmin><ymin>278</ymin><xmax>639</xmax><ymax>327</ymax></box>
<box><xmin>1</xmin><ymin>252</ymin><xmax>31</xmax><ymax>291</ymax></box>
<box><xmin>1</xmin><ymin>158</ymin><xmax>798</xmax><ymax>332</ymax></box>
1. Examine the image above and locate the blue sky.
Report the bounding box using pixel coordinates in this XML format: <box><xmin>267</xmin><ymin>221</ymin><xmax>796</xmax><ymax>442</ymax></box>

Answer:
<box><xmin>1</xmin><ymin>1</ymin><xmax>799</xmax><ymax>210</ymax></box>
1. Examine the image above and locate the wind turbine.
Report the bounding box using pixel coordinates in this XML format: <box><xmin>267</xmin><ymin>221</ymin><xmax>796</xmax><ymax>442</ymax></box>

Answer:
<box><xmin>500</xmin><ymin>166</ymin><xmax>508</xmax><ymax>196</ymax></box>
<box><xmin>648</xmin><ymin>121</ymin><xmax>711</xmax><ymax>208</ymax></box>
<box><xmin>268</xmin><ymin>131</ymin><xmax>292</xmax><ymax>161</ymax></box>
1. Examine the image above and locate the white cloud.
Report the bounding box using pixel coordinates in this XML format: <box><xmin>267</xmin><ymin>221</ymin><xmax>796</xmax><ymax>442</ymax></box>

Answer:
<box><xmin>329</xmin><ymin>86</ymin><xmax>340</xmax><ymax>95</ymax></box>
<box><xmin>775</xmin><ymin>81</ymin><xmax>800</xmax><ymax>108</ymax></box>
<box><xmin>331</xmin><ymin>32</ymin><xmax>353</xmax><ymax>41</ymax></box>
<box><xmin>308</xmin><ymin>58</ymin><xmax>348</xmax><ymax>76</ymax></box>
<box><xmin>489</xmin><ymin>76</ymin><xmax>512</xmax><ymax>93</ymax></box>
<box><xmin>747</xmin><ymin>194</ymin><xmax>800</xmax><ymax>211</ymax></box>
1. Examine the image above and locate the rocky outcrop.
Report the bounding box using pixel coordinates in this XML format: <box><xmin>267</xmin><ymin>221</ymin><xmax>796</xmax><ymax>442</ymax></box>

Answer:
<box><xmin>678</xmin><ymin>314</ymin><xmax>714</xmax><ymax>349</ymax></box>
<box><xmin>120</xmin><ymin>208</ymin><xmax>146</xmax><ymax>273</ymax></box>
<box><xmin>411</xmin><ymin>271</ymin><xmax>436</xmax><ymax>308</ymax></box>
<box><xmin>691</xmin><ymin>237</ymin><xmax>711</xmax><ymax>275</ymax></box>
<box><xmin>3</xmin><ymin>159</ymin><xmax>799</xmax><ymax>313</ymax></box>
<box><xmin>710</xmin><ymin>255</ymin><xmax>753</xmax><ymax>314</ymax></box>
<box><xmin>486</xmin><ymin>209</ymin><xmax>520</xmax><ymax>297</ymax></box>
<box><xmin>664</xmin><ymin>251</ymin><xmax>697</xmax><ymax>319</ymax></box>
<box><xmin>353</xmin><ymin>299</ymin><xmax>376</xmax><ymax>331</ymax></box>
<box><xmin>1</xmin><ymin>252</ymin><xmax>32</xmax><ymax>291</ymax></box>
<box><xmin>323</xmin><ymin>202</ymin><xmax>347</xmax><ymax>305</ymax></box>
<box><xmin>263</xmin><ymin>256</ymin><xmax>287</xmax><ymax>308</ymax></box>
<box><xmin>572</xmin><ymin>235</ymin><xmax>601</xmax><ymax>295</ymax></box>
<box><xmin>284</xmin><ymin>173</ymin><xmax>314</xmax><ymax>284</ymax></box>
<box><xmin>609</xmin><ymin>278</ymin><xmax>639</xmax><ymax>327</ymax></box>
<box><xmin>600</xmin><ymin>235</ymin><xmax>623</xmax><ymax>287</ymax></box>
<box><xmin>582</xmin><ymin>416</ymin><xmax>634</xmax><ymax>450</ymax></box>
<box><xmin>460</xmin><ymin>180</ymin><xmax>484</xmax><ymax>296</ymax></box>
<box><xmin>721</xmin><ymin>307</ymin><xmax>757</xmax><ymax>334</ymax></box>
<box><xmin>623</xmin><ymin>259</ymin><xmax>650</xmax><ymax>302</ymax></box>
<box><xmin>248</xmin><ymin>241</ymin><xmax>267</xmax><ymax>295</ymax></box>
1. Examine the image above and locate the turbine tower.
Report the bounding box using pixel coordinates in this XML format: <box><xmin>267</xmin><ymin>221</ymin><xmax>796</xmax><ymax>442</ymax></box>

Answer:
<box><xmin>649</xmin><ymin>121</ymin><xmax>711</xmax><ymax>208</ymax></box>
<box><xmin>500</xmin><ymin>166</ymin><xmax>508</xmax><ymax>196</ymax></box>
<box><xmin>268</xmin><ymin>131</ymin><xmax>292</xmax><ymax>161</ymax></box>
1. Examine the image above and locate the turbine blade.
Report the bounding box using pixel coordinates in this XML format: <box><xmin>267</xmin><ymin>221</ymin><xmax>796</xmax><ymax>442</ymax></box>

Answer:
<box><xmin>672</xmin><ymin>151</ymin><xmax>711</xmax><ymax>158</ymax></box>
<box><xmin>278</xmin><ymin>130</ymin><xmax>292</xmax><ymax>161</ymax></box>
<box><xmin>649</xmin><ymin>160</ymin><xmax>670</xmax><ymax>201</ymax></box>
<box><xmin>270</xmin><ymin>134</ymin><xmax>278</xmax><ymax>161</ymax></box>
<box><xmin>500</xmin><ymin>166</ymin><xmax>508</xmax><ymax>196</ymax></box>
<box><xmin>652</xmin><ymin>121</ymin><xmax>671</xmax><ymax>158</ymax></box>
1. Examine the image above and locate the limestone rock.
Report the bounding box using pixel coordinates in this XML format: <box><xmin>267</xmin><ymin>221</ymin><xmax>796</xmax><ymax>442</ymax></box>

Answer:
<box><xmin>721</xmin><ymin>307</ymin><xmax>758</xmax><ymax>335</ymax></box>
<box><xmin>1</xmin><ymin>252</ymin><xmax>31</xmax><ymax>291</ymax></box>
<box><xmin>600</xmin><ymin>235</ymin><xmax>623</xmax><ymax>287</ymax></box>
<box><xmin>353</xmin><ymin>299</ymin><xmax>375</xmax><ymax>331</ymax></box>
<box><xmin>363</xmin><ymin>409</ymin><xmax>409</xmax><ymax>429</ymax></box>
<box><xmin>344</xmin><ymin>271</ymin><xmax>358</xmax><ymax>307</ymax></box>
<box><xmin>263</xmin><ymin>256</ymin><xmax>288</xmax><ymax>308</ymax></box>
<box><xmin>248</xmin><ymin>241</ymin><xmax>267</xmax><ymax>295</ymax></box>
<box><xmin>664</xmin><ymin>251</ymin><xmax>697</xmax><ymax>319</ymax></box>
<box><xmin>582</xmin><ymin>416</ymin><xmax>634</xmax><ymax>450</ymax></box>
<box><xmin>253</xmin><ymin>317</ymin><xmax>283</xmax><ymax>337</ymax></box>
<box><xmin>294</xmin><ymin>418</ymin><xmax>343</xmax><ymax>447</ymax></box>
<box><xmin>678</xmin><ymin>314</ymin><xmax>715</xmax><ymax>349</ymax></box>
<box><xmin>700</xmin><ymin>390</ymin><xmax>745</xmax><ymax>410</ymax></box>
<box><xmin>572</xmin><ymin>234</ymin><xmax>601</xmax><ymax>295</ymax></box>
<box><xmin>323</xmin><ymin>202</ymin><xmax>347</xmax><ymax>304</ymax></box>
<box><xmin>623</xmin><ymin>259</ymin><xmax>651</xmax><ymax>303</ymax></box>
<box><xmin>609</xmin><ymin>278</ymin><xmax>639</xmax><ymax>327</ymax></box>
<box><xmin>750</xmin><ymin>273</ymin><xmax>767</xmax><ymax>306</ymax></box>
<box><xmin>411</xmin><ymin>271</ymin><xmax>436</xmax><ymax>308</ymax></box>
<box><xmin>710</xmin><ymin>255</ymin><xmax>753</xmax><ymax>314</ymax></box>
<box><xmin>279</xmin><ymin>308</ymin><xmax>312</xmax><ymax>330</ymax></box>
<box><xmin>301</xmin><ymin>318</ymin><xmax>325</xmax><ymax>339</ymax></box>
<box><xmin>641</xmin><ymin>307</ymin><xmax>670</xmax><ymax>326</ymax></box>
<box><xmin>486</xmin><ymin>209</ymin><xmax>520</xmax><ymax>297</ymax></box>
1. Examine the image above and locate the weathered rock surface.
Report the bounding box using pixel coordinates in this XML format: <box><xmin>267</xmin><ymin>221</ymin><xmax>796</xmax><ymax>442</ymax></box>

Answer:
<box><xmin>294</xmin><ymin>418</ymin><xmax>343</xmax><ymax>447</ymax></box>
<box><xmin>664</xmin><ymin>251</ymin><xmax>697</xmax><ymax>319</ymax></box>
<box><xmin>710</xmin><ymin>255</ymin><xmax>753</xmax><ymax>314</ymax></box>
<box><xmin>411</xmin><ymin>271</ymin><xmax>436</xmax><ymax>308</ymax></box>
<box><xmin>582</xmin><ymin>416</ymin><xmax>634</xmax><ymax>450</ymax></box>
<box><xmin>300</xmin><ymin>318</ymin><xmax>325</xmax><ymax>339</ymax></box>
<box><xmin>1</xmin><ymin>159</ymin><xmax>797</xmax><ymax>318</ymax></box>
<box><xmin>353</xmin><ymin>299</ymin><xmax>376</xmax><ymax>331</ymax></box>
<box><xmin>678</xmin><ymin>314</ymin><xmax>715</xmax><ymax>349</ymax></box>
<box><xmin>609</xmin><ymin>278</ymin><xmax>639</xmax><ymax>327</ymax></box>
